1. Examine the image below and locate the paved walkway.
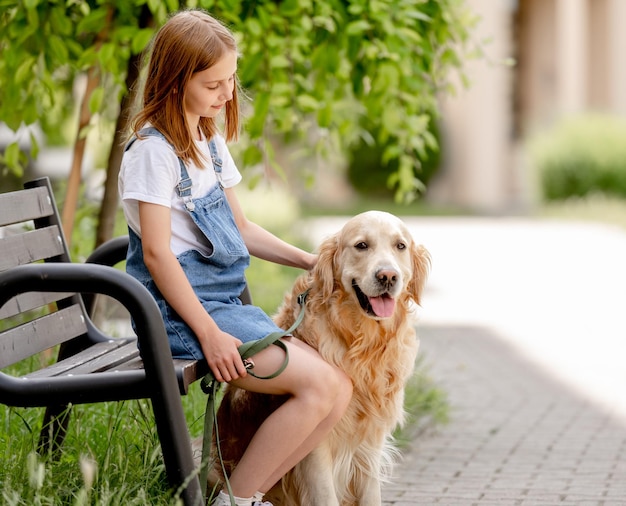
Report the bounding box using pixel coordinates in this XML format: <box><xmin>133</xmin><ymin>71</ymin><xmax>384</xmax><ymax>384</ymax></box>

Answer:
<box><xmin>306</xmin><ymin>217</ymin><xmax>626</xmax><ymax>506</ymax></box>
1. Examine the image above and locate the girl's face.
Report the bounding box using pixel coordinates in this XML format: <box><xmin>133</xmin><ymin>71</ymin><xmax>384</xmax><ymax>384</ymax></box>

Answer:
<box><xmin>184</xmin><ymin>50</ymin><xmax>237</xmax><ymax>127</ymax></box>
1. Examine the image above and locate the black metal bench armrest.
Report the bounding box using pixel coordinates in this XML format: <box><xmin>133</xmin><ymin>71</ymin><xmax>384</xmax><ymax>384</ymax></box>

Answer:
<box><xmin>85</xmin><ymin>235</ymin><xmax>129</xmax><ymax>267</ymax></box>
<box><xmin>82</xmin><ymin>236</ymin><xmax>130</xmax><ymax>313</ymax></box>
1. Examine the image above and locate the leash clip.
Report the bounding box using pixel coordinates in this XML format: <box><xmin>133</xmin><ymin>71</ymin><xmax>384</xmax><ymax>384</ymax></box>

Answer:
<box><xmin>297</xmin><ymin>289</ymin><xmax>310</xmax><ymax>306</ymax></box>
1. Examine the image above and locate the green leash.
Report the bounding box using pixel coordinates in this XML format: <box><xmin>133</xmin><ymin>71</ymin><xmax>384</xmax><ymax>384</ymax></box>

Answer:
<box><xmin>199</xmin><ymin>290</ymin><xmax>309</xmax><ymax>504</ymax></box>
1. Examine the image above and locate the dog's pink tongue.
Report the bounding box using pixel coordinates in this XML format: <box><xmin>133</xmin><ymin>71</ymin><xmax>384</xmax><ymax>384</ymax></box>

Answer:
<box><xmin>369</xmin><ymin>295</ymin><xmax>395</xmax><ymax>318</ymax></box>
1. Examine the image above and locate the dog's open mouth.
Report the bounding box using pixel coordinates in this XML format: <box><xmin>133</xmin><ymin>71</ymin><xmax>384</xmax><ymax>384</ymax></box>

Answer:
<box><xmin>352</xmin><ymin>281</ymin><xmax>396</xmax><ymax>318</ymax></box>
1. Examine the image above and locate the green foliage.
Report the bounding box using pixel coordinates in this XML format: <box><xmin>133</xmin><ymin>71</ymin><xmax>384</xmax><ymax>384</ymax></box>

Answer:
<box><xmin>529</xmin><ymin>114</ymin><xmax>626</xmax><ymax>201</ymax></box>
<box><xmin>0</xmin><ymin>0</ymin><xmax>163</xmax><ymax>176</ymax></box>
<box><xmin>211</xmin><ymin>0</ymin><xmax>475</xmax><ymax>201</ymax></box>
<box><xmin>347</xmin><ymin>118</ymin><xmax>441</xmax><ymax>200</ymax></box>
<box><xmin>0</xmin><ymin>0</ymin><xmax>476</xmax><ymax>198</ymax></box>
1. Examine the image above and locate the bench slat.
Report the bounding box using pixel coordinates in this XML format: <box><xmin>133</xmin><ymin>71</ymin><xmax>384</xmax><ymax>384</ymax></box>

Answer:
<box><xmin>173</xmin><ymin>359</ymin><xmax>208</xmax><ymax>393</ymax></box>
<box><xmin>63</xmin><ymin>341</ymin><xmax>140</xmax><ymax>376</ymax></box>
<box><xmin>0</xmin><ymin>187</ymin><xmax>53</xmax><ymax>227</ymax></box>
<box><xmin>115</xmin><ymin>356</ymin><xmax>207</xmax><ymax>394</ymax></box>
<box><xmin>109</xmin><ymin>355</ymin><xmax>144</xmax><ymax>371</ymax></box>
<box><xmin>0</xmin><ymin>292</ymin><xmax>73</xmax><ymax>320</ymax></box>
<box><xmin>0</xmin><ymin>226</ymin><xmax>65</xmax><ymax>271</ymax></box>
<box><xmin>23</xmin><ymin>340</ymin><xmax>136</xmax><ymax>379</ymax></box>
<box><xmin>25</xmin><ymin>342</ymin><xmax>204</xmax><ymax>395</ymax></box>
<box><xmin>0</xmin><ymin>304</ymin><xmax>87</xmax><ymax>368</ymax></box>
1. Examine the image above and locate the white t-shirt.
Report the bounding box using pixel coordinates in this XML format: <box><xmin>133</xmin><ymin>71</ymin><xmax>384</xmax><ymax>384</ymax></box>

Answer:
<box><xmin>118</xmin><ymin>132</ymin><xmax>242</xmax><ymax>256</ymax></box>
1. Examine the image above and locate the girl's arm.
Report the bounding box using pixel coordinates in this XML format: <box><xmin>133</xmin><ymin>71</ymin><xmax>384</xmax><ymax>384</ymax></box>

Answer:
<box><xmin>224</xmin><ymin>187</ymin><xmax>317</xmax><ymax>270</ymax></box>
<box><xmin>138</xmin><ymin>201</ymin><xmax>248</xmax><ymax>382</ymax></box>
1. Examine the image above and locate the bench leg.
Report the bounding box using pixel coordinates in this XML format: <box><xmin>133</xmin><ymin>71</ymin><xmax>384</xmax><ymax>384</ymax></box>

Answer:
<box><xmin>38</xmin><ymin>404</ymin><xmax>72</xmax><ymax>457</ymax></box>
<box><xmin>37</xmin><ymin>340</ymin><xmax>84</xmax><ymax>457</ymax></box>
<box><xmin>150</xmin><ymin>395</ymin><xmax>204</xmax><ymax>506</ymax></box>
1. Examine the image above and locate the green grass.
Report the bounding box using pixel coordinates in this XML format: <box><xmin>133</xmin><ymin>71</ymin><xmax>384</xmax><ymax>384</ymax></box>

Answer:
<box><xmin>301</xmin><ymin>193</ymin><xmax>467</xmax><ymax>217</ymax></box>
<box><xmin>393</xmin><ymin>359</ymin><xmax>449</xmax><ymax>448</ymax></box>
<box><xmin>0</xmin><ymin>354</ymin><xmax>211</xmax><ymax>504</ymax></box>
<box><xmin>1</xmin><ymin>400</ymin><xmax>174</xmax><ymax>505</ymax></box>
<box><xmin>537</xmin><ymin>193</ymin><xmax>626</xmax><ymax>230</ymax></box>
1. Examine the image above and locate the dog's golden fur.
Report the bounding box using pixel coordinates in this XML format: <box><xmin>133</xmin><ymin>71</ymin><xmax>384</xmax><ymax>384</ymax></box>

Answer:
<box><xmin>215</xmin><ymin>211</ymin><xmax>431</xmax><ymax>505</ymax></box>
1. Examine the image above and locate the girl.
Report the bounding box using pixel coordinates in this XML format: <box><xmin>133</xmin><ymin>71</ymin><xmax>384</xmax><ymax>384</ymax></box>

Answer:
<box><xmin>118</xmin><ymin>9</ymin><xmax>352</xmax><ymax>506</ymax></box>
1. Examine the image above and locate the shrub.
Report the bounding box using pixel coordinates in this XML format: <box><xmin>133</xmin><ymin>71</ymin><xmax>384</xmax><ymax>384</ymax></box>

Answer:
<box><xmin>529</xmin><ymin>114</ymin><xmax>626</xmax><ymax>201</ymax></box>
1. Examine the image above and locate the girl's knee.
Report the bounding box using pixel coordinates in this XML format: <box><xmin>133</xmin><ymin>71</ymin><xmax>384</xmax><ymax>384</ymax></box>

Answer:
<box><xmin>328</xmin><ymin>366</ymin><xmax>352</xmax><ymax>399</ymax></box>
<box><xmin>287</xmin><ymin>344</ymin><xmax>352</xmax><ymax>416</ymax></box>
<box><xmin>311</xmin><ymin>363</ymin><xmax>352</xmax><ymax>413</ymax></box>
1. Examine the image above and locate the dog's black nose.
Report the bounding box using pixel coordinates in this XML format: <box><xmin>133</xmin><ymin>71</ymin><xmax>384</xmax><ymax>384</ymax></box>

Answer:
<box><xmin>376</xmin><ymin>268</ymin><xmax>398</xmax><ymax>288</ymax></box>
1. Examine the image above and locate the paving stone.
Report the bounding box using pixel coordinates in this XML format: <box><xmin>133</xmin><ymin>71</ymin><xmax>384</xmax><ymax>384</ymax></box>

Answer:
<box><xmin>381</xmin><ymin>326</ymin><xmax>626</xmax><ymax>505</ymax></box>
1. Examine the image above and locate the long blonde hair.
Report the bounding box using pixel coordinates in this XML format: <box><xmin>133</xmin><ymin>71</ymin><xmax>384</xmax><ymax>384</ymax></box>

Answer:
<box><xmin>132</xmin><ymin>10</ymin><xmax>240</xmax><ymax>166</ymax></box>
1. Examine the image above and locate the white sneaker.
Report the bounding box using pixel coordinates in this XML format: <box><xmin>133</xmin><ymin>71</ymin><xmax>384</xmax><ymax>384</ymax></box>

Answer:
<box><xmin>209</xmin><ymin>492</ymin><xmax>239</xmax><ymax>506</ymax></box>
<box><xmin>210</xmin><ymin>491</ymin><xmax>273</xmax><ymax>506</ymax></box>
<box><xmin>251</xmin><ymin>491</ymin><xmax>272</xmax><ymax>505</ymax></box>
<box><xmin>209</xmin><ymin>495</ymin><xmax>229</xmax><ymax>506</ymax></box>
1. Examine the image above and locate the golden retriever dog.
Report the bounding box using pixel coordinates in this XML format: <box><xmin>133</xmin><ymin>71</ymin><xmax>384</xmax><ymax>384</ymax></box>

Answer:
<box><xmin>214</xmin><ymin>210</ymin><xmax>431</xmax><ymax>505</ymax></box>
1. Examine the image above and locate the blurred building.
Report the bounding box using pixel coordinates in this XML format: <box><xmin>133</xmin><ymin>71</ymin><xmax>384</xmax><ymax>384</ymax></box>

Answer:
<box><xmin>429</xmin><ymin>0</ymin><xmax>626</xmax><ymax>213</ymax></box>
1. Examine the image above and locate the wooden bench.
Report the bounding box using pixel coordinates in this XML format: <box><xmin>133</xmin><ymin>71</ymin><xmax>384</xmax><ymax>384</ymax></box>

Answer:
<box><xmin>0</xmin><ymin>177</ymin><xmax>214</xmax><ymax>505</ymax></box>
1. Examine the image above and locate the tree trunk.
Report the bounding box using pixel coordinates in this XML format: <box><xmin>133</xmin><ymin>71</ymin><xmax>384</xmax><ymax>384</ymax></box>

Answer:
<box><xmin>61</xmin><ymin>67</ymin><xmax>100</xmax><ymax>245</ymax></box>
<box><xmin>94</xmin><ymin>51</ymin><xmax>141</xmax><ymax>248</ymax></box>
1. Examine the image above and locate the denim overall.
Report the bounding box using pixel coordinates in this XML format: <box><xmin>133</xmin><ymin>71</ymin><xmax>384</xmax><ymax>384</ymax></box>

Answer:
<box><xmin>125</xmin><ymin>128</ymin><xmax>283</xmax><ymax>360</ymax></box>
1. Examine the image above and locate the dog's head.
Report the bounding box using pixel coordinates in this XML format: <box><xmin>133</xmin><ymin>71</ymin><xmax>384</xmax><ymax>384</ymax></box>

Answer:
<box><xmin>313</xmin><ymin>211</ymin><xmax>430</xmax><ymax>320</ymax></box>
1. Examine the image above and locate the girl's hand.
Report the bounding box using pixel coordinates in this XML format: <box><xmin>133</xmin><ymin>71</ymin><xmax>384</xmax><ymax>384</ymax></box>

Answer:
<box><xmin>201</xmin><ymin>329</ymin><xmax>247</xmax><ymax>382</ymax></box>
<box><xmin>305</xmin><ymin>253</ymin><xmax>318</xmax><ymax>271</ymax></box>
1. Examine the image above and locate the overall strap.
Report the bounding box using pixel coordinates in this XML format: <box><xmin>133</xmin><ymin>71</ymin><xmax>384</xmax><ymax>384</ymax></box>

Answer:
<box><xmin>207</xmin><ymin>138</ymin><xmax>223</xmax><ymax>187</ymax></box>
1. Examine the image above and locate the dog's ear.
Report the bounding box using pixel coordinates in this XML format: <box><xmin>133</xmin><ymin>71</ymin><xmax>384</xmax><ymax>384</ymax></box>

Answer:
<box><xmin>313</xmin><ymin>234</ymin><xmax>339</xmax><ymax>300</ymax></box>
<box><xmin>408</xmin><ymin>244</ymin><xmax>431</xmax><ymax>305</ymax></box>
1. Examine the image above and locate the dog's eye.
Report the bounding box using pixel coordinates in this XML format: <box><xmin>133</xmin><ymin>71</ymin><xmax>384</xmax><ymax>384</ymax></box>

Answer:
<box><xmin>355</xmin><ymin>242</ymin><xmax>368</xmax><ymax>250</ymax></box>
<box><xmin>397</xmin><ymin>242</ymin><xmax>406</xmax><ymax>250</ymax></box>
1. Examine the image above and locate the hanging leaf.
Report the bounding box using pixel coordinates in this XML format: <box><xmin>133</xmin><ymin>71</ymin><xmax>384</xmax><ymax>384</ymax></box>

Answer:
<box><xmin>89</xmin><ymin>86</ymin><xmax>104</xmax><ymax>114</ymax></box>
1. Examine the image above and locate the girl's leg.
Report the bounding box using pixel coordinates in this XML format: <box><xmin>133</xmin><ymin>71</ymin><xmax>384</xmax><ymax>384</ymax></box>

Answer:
<box><xmin>223</xmin><ymin>337</ymin><xmax>352</xmax><ymax>498</ymax></box>
<box><xmin>254</xmin><ymin>338</ymin><xmax>352</xmax><ymax>493</ymax></box>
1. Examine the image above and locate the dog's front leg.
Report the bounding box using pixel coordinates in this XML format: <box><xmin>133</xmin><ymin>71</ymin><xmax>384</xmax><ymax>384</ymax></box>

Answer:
<box><xmin>355</xmin><ymin>475</ymin><xmax>382</xmax><ymax>506</ymax></box>
<box><xmin>352</xmin><ymin>447</ymin><xmax>384</xmax><ymax>506</ymax></box>
<box><xmin>291</xmin><ymin>445</ymin><xmax>339</xmax><ymax>506</ymax></box>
